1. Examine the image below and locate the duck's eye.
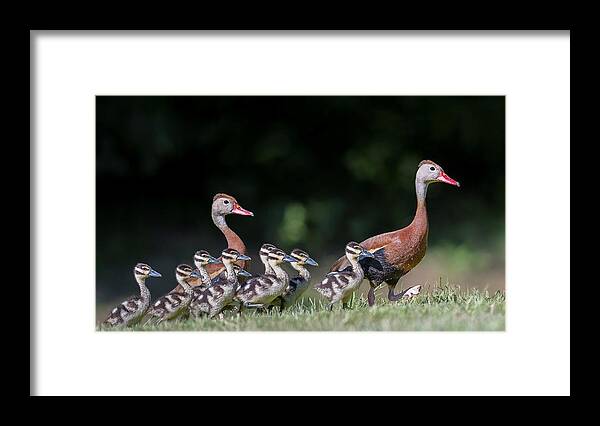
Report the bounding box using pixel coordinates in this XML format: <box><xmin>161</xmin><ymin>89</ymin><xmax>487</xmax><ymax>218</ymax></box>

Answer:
<box><xmin>430</xmin><ymin>166</ymin><xmax>436</xmax><ymax>171</ymax></box>
<box><xmin>223</xmin><ymin>200</ymin><xmax>230</xmax><ymax>205</ymax></box>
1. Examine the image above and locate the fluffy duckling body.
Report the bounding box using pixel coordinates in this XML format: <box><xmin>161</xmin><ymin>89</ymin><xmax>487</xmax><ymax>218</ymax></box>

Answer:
<box><xmin>315</xmin><ymin>242</ymin><xmax>374</xmax><ymax>310</ymax></box>
<box><xmin>102</xmin><ymin>263</ymin><xmax>161</xmax><ymax>327</ymax></box>
<box><xmin>279</xmin><ymin>249</ymin><xmax>318</xmax><ymax>310</ymax></box>
<box><xmin>189</xmin><ymin>249</ymin><xmax>251</xmax><ymax>318</ymax></box>
<box><xmin>145</xmin><ymin>264</ymin><xmax>200</xmax><ymax>324</ymax></box>
<box><xmin>235</xmin><ymin>248</ymin><xmax>296</xmax><ymax>309</ymax></box>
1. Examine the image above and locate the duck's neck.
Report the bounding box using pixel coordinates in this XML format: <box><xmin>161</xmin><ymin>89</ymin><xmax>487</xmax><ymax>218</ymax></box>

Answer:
<box><xmin>196</xmin><ymin>265</ymin><xmax>211</xmax><ymax>286</ymax></box>
<box><xmin>223</xmin><ymin>261</ymin><xmax>237</xmax><ymax>285</ymax></box>
<box><xmin>291</xmin><ymin>263</ymin><xmax>310</xmax><ymax>282</ymax></box>
<box><xmin>348</xmin><ymin>256</ymin><xmax>364</xmax><ymax>279</ymax></box>
<box><xmin>212</xmin><ymin>213</ymin><xmax>247</xmax><ymax>254</ymax></box>
<box><xmin>270</xmin><ymin>262</ymin><xmax>290</xmax><ymax>287</ymax></box>
<box><xmin>411</xmin><ymin>178</ymin><xmax>429</xmax><ymax>237</ymax></box>
<box><xmin>135</xmin><ymin>276</ymin><xmax>150</xmax><ymax>301</ymax></box>
<box><xmin>261</xmin><ymin>256</ymin><xmax>274</xmax><ymax>275</ymax></box>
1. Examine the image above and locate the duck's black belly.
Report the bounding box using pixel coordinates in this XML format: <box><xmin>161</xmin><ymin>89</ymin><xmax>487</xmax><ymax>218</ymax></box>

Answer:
<box><xmin>362</xmin><ymin>250</ymin><xmax>404</xmax><ymax>285</ymax></box>
<box><xmin>339</xmin><ymin>249</ymin><xmax>404</xmax><ymax>286</ymax></box>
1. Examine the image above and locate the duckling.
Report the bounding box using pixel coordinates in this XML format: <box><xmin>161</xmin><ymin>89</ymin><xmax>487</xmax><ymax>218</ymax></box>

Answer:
<box><xmin>259</xmin><ymin>243</ymin><xmax>278</xmax><ymax>274</ymax></box>
<box><xmin>235</xmin><ymin>247</ymin><xmax>296</xmax><ymax>312</ymax></box>
<box><xmin>144</xmin><ymin>264</ymin><xmax>200</xmax><ymax>325</ymax></box>
<box><xmin>315</xmin><ymin>242</ymin><xmax>374</xmax><ymax>310</ymax></box>
<box><xmin>278</xmin><ymin>249</ymin><xmax>319</xmax><ymax>311</ymax></box>
<box><xmin>102</xmin><ymin>263</ymin><xmax>162</xmax><ymax>327</ymax></box>
<box><xmin>193</xmin><ymin>250</ymin><xmax>220</xmax><ymax>288</ymax></box>
<box><xmin>193</xmin><ymin>264</ymin><xmax>253</xmax><ymax>318</ymax></box>
<box><xmin>189</xmin><ymin>249</ymin><xmax>251</xmax><ymax>319</ymax></box>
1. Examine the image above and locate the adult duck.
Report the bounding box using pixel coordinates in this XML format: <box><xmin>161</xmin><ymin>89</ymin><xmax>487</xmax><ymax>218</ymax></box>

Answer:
<box><xmin>329</xmin><ymin>160</ymin><xmax>460</xmax><ymax>306</ymax></box>
<box><xmin>172</xmin><ymin>193</ymin><xmax>253</xmax><ymax>292</ymax></box>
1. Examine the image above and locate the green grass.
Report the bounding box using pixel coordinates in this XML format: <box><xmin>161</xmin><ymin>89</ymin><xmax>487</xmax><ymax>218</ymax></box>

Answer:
<box><xmin>98</xmin><ymin>284</ymin><xmax>505</xmax><ymax>332</ymax></box>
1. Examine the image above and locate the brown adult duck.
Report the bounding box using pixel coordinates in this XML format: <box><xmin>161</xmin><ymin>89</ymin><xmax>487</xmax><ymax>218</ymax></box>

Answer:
<box><xmin>329</xmin><ymin>160</ymin><xmax>460</xmax><ymax>306</ymax></box>
<box><xmin>172</xmin><ymin>193</ymin><xmax>253</xmax><ymax>292</ymax></box>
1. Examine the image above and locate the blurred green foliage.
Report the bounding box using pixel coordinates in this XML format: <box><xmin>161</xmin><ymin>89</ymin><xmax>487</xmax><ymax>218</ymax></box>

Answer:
<box><xmin>96</xmin><ymin>96</ymin><xmax>504</xmax><ymax>303</ymax></box>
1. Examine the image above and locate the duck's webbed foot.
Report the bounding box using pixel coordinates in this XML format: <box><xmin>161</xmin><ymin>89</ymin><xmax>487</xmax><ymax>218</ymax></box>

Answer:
<box><xmin>387</xmin><ymin>279</ymin><xmax>422</xmax><ymax>302</ymax></box>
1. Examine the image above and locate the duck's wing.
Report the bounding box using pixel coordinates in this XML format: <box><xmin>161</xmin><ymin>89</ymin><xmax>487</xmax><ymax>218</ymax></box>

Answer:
<box><xmin>329</xmin><ymin>255</ymin><xmax>349</xmax><ymax>273</ymax></box>
<box><xmin>236</xmin><ymin>275</ymin><xmax>277</xmax><ymax>301</ymax></box>
<box><xmin>151</xmin><ymin>292</ymin><xmax>187</xmax><ymax>313</ymax></box>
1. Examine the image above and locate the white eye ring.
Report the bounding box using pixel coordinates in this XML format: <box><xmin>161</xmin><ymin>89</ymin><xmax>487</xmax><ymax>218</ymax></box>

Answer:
<box><xmin>430</xmin><ymin>166</ymin><xmax>436</xmax><ymax>171</ymax></box>
<box><xmin>223</xmin><ymin>199</ymin><xmax>230</xmax><ymax>205</ymax></box>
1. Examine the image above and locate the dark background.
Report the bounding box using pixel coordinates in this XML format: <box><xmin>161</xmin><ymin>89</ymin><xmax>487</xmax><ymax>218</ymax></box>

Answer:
<box><xmin>96</xmin><ymin>96</ymin><xmax>505</xmax><ymax>320</ymax></box>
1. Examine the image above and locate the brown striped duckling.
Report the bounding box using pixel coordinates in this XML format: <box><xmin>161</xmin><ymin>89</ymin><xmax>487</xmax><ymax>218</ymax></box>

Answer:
<box><xmin>315</xmin><ymin>242</ymin><xmax>374</xmax><ymax>310</ymax></box>
<box><xmin>235</xmin><ymin>247</ymin><xmax>296</xmax><ymax>312</ymax></box>
<box><xmin>278</xmin><ymin>249</ymin><xmax>318</xmax><ymax>311</ymax></box>
<box><xmin>102</xmin><ymin>263</ymin><xmax>162</xmax><ymax>327</ymax></box>
<box><xmin>144</xmin><ymin>264</ymin><xmax>200</xmax><ymax>325</ymax></box>
<box><xmin>193</xmin><ymin>250</ymin><xmax>220</xmax><ymax>288</ymax></box>
<box><xmin>189</xmin><ymin>248</ymin><xmax>251</xmax><ymax>319</ymax></box>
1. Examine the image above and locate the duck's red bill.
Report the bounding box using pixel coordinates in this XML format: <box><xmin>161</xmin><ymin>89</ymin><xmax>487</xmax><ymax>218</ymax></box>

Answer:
<box><xmin>437</xmin><ymin>172</ymin><xmax>460</xmax><ymax>187</ymax></box>
<box><xmin>231</xmin><ymin>204</ymin><xmax>254</xmax><ymax>216</ymax></box>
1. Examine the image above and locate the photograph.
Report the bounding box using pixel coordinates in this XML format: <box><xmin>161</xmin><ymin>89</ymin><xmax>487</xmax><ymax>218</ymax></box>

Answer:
<box><xmin>32</xmin><ymin>30</ymin><xmax>570</xmax><ymax>396</ymax></box>
<box><xmin>96</xmin><ymin>96</ymin><xmax>505</xmax><ymax>331</ymax></box>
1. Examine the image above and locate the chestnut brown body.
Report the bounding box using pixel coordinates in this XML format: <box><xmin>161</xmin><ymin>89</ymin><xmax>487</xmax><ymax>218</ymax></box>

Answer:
<box><xmin>329</xmin><ymin>160</ymin><xmax>459</xmax><ymax>306</ymax></box>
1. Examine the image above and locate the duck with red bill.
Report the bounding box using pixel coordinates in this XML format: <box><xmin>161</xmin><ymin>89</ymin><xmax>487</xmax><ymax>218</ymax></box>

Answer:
<box><xmin>328</xmin><ymin>159</ymin><xmax>461</xmax><ymax>307</ymax></box>
<box><xmin>171</xmin><ymin>194</ymin><xmax>254</xmax><ymax>294</ymax></box>
<box><xmin>231</xmin><ymin>202</ymin><xmax>254</xmax><ymax>216</ymax></box>
<box><xmin>437</xmin><ymin>171</ymin><xmax>460</xmax><ymax>187</ymax></box>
